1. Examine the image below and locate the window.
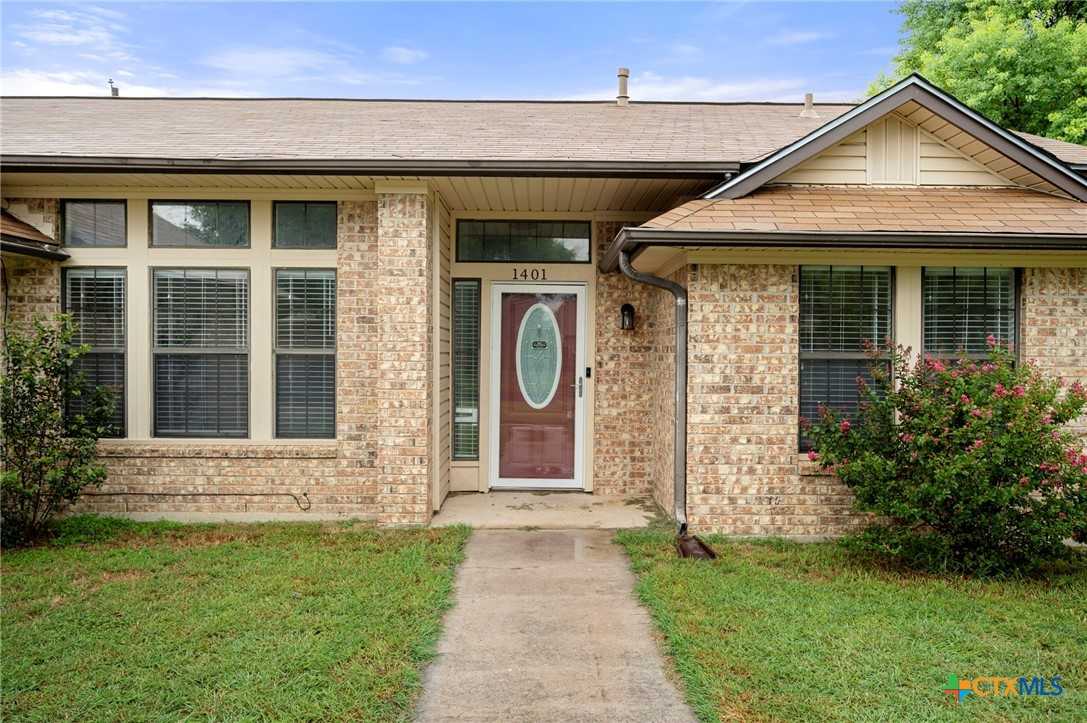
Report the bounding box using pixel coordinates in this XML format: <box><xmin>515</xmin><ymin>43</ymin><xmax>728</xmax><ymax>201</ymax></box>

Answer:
<box><xmin>61</xmin><ymin>200</ymin><xmax>126</xmax><ymax>247</ymax></box>
<box><xmin>152</xmin><ymin>269</ymin><xmax>249</xmax><ymax>437</ymax></box>
<box><xmin>923</xmin><ymin>267</ymin><xmax>1017</xmax><ymax>356</ymax></box>
<box><xmin>275</xmin><ymin>269</ymin><xmax>336</xmax><ymax>438</ymax></box>
<box><xmin>799</xmin><ymin>266</ymin><xmax>892</xmax><ymax>449</ymax></box>
<box><xmin>452</xmin><ymin>279</ymin><xmax>481</xmax><ymax>459</ymax></box>
<box><xmin>273</xmin><ymin>202</ymin><xmax>337</xmax><ymax>249</ymax></box>
<box><xmin>62</xmin><ymin>268</ymin><xmax>126</xmax><ymax>436</ymax></box>
<box><xmin>150</xmin><ymin>201</ymin><xmax>249</xmax><ymax>247</ymax></box>
<box><xmin>457</xmin><ymin>220</ymin><xmax>591</xmax><ymax>263</ymax></box>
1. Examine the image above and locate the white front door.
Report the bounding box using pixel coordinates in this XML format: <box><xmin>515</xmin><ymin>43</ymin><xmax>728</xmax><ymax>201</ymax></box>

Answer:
<box><xmin>489</xmin><ymin>283</ymin><xmax>586</xmax><ymax>489</ymax></box>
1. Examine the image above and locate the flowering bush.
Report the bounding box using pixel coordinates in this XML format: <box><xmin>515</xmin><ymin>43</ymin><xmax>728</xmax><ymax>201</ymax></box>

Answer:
<box><xmin>806</xmin><ymin>338</ymin><xmax>1087</xmax><ymax>575</ymax></box>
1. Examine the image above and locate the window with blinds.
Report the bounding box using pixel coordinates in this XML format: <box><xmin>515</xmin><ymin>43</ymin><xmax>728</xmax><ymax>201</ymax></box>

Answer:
<box><xmin>152</xmin><ymin>269</ymin><xmax>249</xmax><ymax>437</ymax></box>
<box><xmin>452</xmin><ymin>279</ymin><xmax>481</xmax><ymax>459</ymax></box>
<box><xmin>61</xmin><ymin>200</ymin><xmax>126</xmax><ymax>247</ymax></box>
<box><xmin>62</xmin><ymin>268</ymin><xmax>126</xmax><ymax>436</ymax></box>
<box><xmin>273</xmin><ymin>202</ymin><xmax>337</xmax><ymax>249</ymax></box>
<box><xmin>799</xmin><ymin>266</ymin><xmax>892</xmax><ymax>450</ymax></box>
<box><xmin>275</xmin><ymin>269</ymin><xmax>336</xmax><ymax>438</ymax></box>
<box><xmin>150</xmin><ymin>201</ymin><xmax>250</xmax><ymax>247</ymax></box>
<box><xmin>457</xmin><ymin>220</ymin><xmax>591</xmax><ymax>263</ymax></box>
<box><xmin>923</xmin><ymin>267</ymin><xmax>1017</xmax><ymax>356</ymax></box>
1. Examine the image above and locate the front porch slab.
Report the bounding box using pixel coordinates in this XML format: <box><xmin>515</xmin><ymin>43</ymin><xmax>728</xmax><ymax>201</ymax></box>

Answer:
<box><xmin>430</xmin><ymin>492</ymin><xmax>657</xmax><ymax>529</ymax></box>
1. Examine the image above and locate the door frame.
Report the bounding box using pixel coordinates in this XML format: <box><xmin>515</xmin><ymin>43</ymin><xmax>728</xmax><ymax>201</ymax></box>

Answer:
<box><xmin>488</xmin><ymin>282</ymin><xmax>587</xmax><ymax>490</ymax></box>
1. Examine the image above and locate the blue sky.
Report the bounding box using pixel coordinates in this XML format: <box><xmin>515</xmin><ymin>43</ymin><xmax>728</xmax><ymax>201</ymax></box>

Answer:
<box><xmin>1</xmin><ymin>2</ymin><xmax>902</xmax><ymax>102</ymax></box>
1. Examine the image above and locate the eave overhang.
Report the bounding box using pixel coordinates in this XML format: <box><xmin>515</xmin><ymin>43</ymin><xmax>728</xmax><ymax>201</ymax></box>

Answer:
<box><xmin>0</xmin><ymin>155</ymin><xmax>739</xmax><ymax>179</ymax></box>
<box><xmin>599</xmin><ymin>227</ymin><xmax>1087</xmax><ymax>273</ymax></box>
<box><xmin>0</xmin><ymin>236</ymin><xmax>69</xmax><ymax>261</ymax></box>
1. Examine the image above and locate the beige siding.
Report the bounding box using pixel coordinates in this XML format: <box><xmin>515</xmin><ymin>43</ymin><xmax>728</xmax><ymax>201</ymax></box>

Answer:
<box><xmin>776</xmin><ymin>131</ymin><xmax>867</xmax><ymax>184</ymax></box>
<box><xmin>434</xmin><ymin>191</ymin><xmax>453</xmax><ymax>509</ymax></box>
<box><xmin>866</xmin><ymin>116</ymin><xmax>918</xmax><ymax>184</ymax></box>
<box><xmin>919</xmin><ymin>129</ymin><xmax>1015</xmax><ymax>187</ymax></box>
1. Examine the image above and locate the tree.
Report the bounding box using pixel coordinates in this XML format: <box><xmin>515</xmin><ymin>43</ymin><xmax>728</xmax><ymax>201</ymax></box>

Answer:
<box><xmin>1</xmin><ymin>315</ymin><xmax>114</xmax><ymax>546</ymax></box>
<box><xmin>873</xmin><ymin>0</ymin><xmax>1087</xmax><ymax>143</ymax></box>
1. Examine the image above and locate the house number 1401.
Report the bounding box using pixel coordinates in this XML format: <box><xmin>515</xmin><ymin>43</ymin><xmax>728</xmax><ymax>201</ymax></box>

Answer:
<box><xmin>512</xmin><ymin>268</ymin><xmax>547</xmax><ymax>281</ymax></box>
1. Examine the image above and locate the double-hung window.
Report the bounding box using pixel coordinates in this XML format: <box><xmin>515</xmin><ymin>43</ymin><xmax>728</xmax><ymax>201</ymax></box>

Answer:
<box><xmin>153</xmin><ymin>269</ymin><xmax>249</xmax><ymax>437</ymax></box>
<box><xmin>62</xmin><ymin>268</ymin><xmax>126</xmax><ymax>436</ymax></box>
<box><xmin>274</xmin><ymin>269</ymin><xmax>336</xmax><ymax>438</ymax></box>
<box><xmin>452</xmin><ymin>279</ymin><xmax>481</xmax><ymax>459</ymax></box>
<box><xmin>923</xmin><ymin>267</ymin><xmax>1017</xmax><ymax>357</ymax></box>
<box><xmin>799</xmin><ymin>266</ymin><xmax>892</xmax><ymax>449</ymax></box>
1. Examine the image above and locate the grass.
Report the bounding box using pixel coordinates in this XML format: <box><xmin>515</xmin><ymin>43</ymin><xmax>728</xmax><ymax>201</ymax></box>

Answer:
<box><xmin>616</xmin><ymin>530</ymin><xmax>1087</xmax><ymax>723</ymax></box>
<box><xmin>2</xmin><ymin>516</ymin><xmax>471</xmax><ymax>722</ymax></box>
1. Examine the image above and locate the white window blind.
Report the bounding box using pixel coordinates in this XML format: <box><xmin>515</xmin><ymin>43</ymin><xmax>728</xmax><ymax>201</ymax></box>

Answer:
<box><xmin>923</xmin><ymin>267</ymin><xmax>1016</xmax><ymax>356</ymax></box>
<box><xmin>275</xmin><ymin>269</ymin><xmax>335</xmax><ymax>438</ymax></box>
<box><xmin>799</xmin><ymin>266</ymin><xmax>892</xmax><ymax>449</ymax></box>
<box><xmin>452</xmin><ymin>279</ymin><xmax>481</xmax><ymax>459</ymax></box>
<box><xmin>152</xmin><ymin>269</ymin><xmax>249</xmax><ymax>437</ymax></box>
<box><xmin>62</xmin><ymin>268</ymin><xmax>126</xmax><ymax>436</ymax></box>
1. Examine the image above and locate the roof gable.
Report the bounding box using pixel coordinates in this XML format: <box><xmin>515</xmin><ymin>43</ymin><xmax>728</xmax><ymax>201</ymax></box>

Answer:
<box><xmin>704</xmin><ymin>74</ymin><xmax>1087</xmax><ymax>202</ymax></box>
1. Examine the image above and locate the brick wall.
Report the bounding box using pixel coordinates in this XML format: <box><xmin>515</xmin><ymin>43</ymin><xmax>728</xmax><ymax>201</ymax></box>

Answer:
<box><xmin>1022</xmin><ymin>267</ymin><xmax>1087</xmax><ymax>437</ymax></box>
<box><xmin>646</xmin><ymin>267</ymin><xmax>684</xmax><ymax>517</ymax></box>
<box><xmin>592</xmin><ymin>221</ymin><xmax>659</xmax><ymax>497</ymax></box>
<box><xmin>1</xmin><ymin>198</ymin><xmax>61</xmax><ymax>338</ymax></box>
<box><xmin>686</xmin><ymin>264</ymin><xmax>860</xmax><ymax>538</ymax></box>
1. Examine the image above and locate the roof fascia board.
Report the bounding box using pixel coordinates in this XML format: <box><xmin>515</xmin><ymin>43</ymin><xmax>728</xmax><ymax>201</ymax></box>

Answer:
<box><xmin>0</xmin><ymin>156</ymin><xmax>738</xmax><ymax>179</ymax></box>
<box><xmin>704</xmin><ymin>75</ymin><xmax>1087</xmax><ymax>202</ymax></box>
<box><xmin>0</xmin><ymin>237</ymin><xmax>69</xmax><ymax>261</ymax></box>
<box><xmin>599</xmin><ymin>226</ymin><xmax>1087</xmax><ymax>272</ymax></box>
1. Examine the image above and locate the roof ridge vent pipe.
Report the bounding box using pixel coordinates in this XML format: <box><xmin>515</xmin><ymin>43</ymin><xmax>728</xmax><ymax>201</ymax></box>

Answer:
<box><xmin>799</xmin><ymin>91</ymin><xmax>818</xmax><ymax>118</ymax></box>
<box><xmin>617</xmin><ymin>68</ymin><xmax>630</xmax><ymax>106</ymax></box>
<box><xmin>618</xmin><ymin>251</ymin><xmax>716</xmax><ymax>561</ymax></box>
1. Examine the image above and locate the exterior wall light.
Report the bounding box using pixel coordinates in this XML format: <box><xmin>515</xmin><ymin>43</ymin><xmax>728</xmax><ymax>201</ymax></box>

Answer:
<box><xmin>620</xmin><ymin>303</ymin><xmax>636</xmax><ymax>330</ymax></box>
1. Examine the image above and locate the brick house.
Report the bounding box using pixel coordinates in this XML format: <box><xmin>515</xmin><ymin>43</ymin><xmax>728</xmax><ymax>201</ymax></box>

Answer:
<box><xmin>2</xmin><ymin>73</ymin><xmax>1084</xmax><ymax>537</ymax></box>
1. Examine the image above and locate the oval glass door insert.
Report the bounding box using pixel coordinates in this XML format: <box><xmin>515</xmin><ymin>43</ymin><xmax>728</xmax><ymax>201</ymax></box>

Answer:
<box><xmin>515</xmin><ymin>302</ymin><xmax>562</xmax><ymax>409</ymax></box>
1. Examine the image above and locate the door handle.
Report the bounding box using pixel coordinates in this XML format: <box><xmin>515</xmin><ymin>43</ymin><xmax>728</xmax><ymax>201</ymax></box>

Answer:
<box><xmin>569</xmin><ymin>376</ymin><xmax>583</xmax><ymax>398</ymax></box>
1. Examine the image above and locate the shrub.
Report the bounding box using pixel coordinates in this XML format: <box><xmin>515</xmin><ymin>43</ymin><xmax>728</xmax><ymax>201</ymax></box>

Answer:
<box><xmin>807</xmin><ymin>339</ymin><xmax>1087</xmax><ymax>576</ymax></box>
<box><xmin>1</xmin><ymin>315</ymin><xmax>114</xmax><ymax>547</ymax></box>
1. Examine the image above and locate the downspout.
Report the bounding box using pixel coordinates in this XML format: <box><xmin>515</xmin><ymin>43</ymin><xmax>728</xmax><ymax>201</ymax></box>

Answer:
<box><xmin>617</xmin><ymin>250</ymin><xmax>688</xmax><ymax>535</ymax></box>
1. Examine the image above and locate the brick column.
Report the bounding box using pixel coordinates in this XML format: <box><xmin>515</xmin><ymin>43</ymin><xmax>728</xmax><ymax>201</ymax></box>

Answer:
<box><xmin>374</xmin><ymin>191</ymin><xmax>432</xmax><ymax>525</ymax></box>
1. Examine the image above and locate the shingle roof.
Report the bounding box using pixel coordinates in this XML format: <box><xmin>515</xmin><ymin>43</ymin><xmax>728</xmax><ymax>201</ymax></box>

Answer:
<box><xmin>0</xmin><ymin>97</ymin><xmax>871</xmax><ymax>164</ymax></box>
<box><xmin>642</xmin><ymin>186</ymin><xmax>1087</xmax><ymax>235</ymax></box>
<box><xmin>1016</xmin><ymin>132</ymin><xmax>1087</xmax><ymax>165</ymax></box>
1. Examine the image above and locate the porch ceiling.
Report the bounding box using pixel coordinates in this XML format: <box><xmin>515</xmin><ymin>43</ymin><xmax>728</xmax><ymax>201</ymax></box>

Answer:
<box><xmin>0</xmin><ymin>172</ymin><xmax>711</xmax><ymax>213</ymax></box>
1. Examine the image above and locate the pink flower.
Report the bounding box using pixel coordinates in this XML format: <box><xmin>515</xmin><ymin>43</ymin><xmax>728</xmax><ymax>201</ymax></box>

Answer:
<box><xmin>1071</xmin><ymin>381</ymin><xmax>1085</xmax><ymax>397</ymax></box>
<box><xmin>986</xmin><ymin>334</ymin><xmax>998</xmax><ymax>348</ymax></box>
<box><xmin>960</xmin><ymin>394</ymin><xmax>972</xmax><ymax>405</ymax></box>
<box><xmin>927</xmin><ymin>359</ymin><xmax>947</xmax><ymax>372</ymax></box>
<box><xmin>1019</xmin><ymin>476</ymin><xmax>1030</xmax><ymax>487</ymax></box>
<box><xmin>1042</xmin><ymin>414</ymin><xmax>1054</xmax><ymax>425</ymax></box>
<box><xmin>1012</xmin><ymin>385</ymin><xmax>1026</xmax><ymax>398</ymax></box>
<box><xmin>981</xmin><ymin>362</ymin><xmax>996</xmax><ymax>373</ymax></box>
<box><xmin>1051</xmin><ymin>430</ymin><xmax>1062</xmax><ymax>441</ymax></box>
<box><xmin>807</xmin><ymin>450</ymin><xmax>820</xmax><ymax>462</ymax></box>
<box><xmin>970</xmin><ymin>408</ymin><xmax>984</xmax><ymax>418</ymax></box>
<box><xmin>994</xmin><ymin>383</ymin><xmax>1007</xmax><ymax>398</ymax></box>
<box><xmin>899</xmin><ymin>432</ymin><xmax>915</xmax><ymax>443</ymax></box>
<box><xmin>970</xmin><ymin>439</ymin><xmax>985</xmax><ymax>451</ymax></box>
<box><xmin>839</xmin><ymin>420</ymin><xmax>851</xmax><ymax>433</ymax></box>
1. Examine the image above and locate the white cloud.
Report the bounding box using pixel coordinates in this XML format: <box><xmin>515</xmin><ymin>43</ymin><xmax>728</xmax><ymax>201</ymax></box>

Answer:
<box><xmin>0</xmin><ymin>69</ymin><xmax>164</xmax><ymax>96</ymax></box>
<box><xmin>202</xmin><ymin>48</ymin><xmax>340</xmax><ymax>78</ymax></box>
<box><xmin>381</xmin><ymin>46</ymin><xmax>428</xmax><ymax>65</ymax></box>
<box><xmin>566</xmin><ymin>71</ymin><xmax>806</xmax><ymax>102</ymax></box>
<box><xmin>768</xmin><ymin>30</ymin><xmax>833</xmax><ymax>46</ymax></box>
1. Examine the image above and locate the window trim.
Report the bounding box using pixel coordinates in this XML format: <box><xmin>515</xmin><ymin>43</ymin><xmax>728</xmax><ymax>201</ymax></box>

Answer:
<box><xmin>61</xmin><ymin>266</ymin><xmax>128</xmax><ymax>437</ymax></box>
<box><xmin>271</xmin><ymin>201</ymin><xmax>338</xmax><ymax>249</ymax></box>
<box><xmin>797</xmin><ymin>265</ymin><xmax>895</xmax><ymax>451</ymax></box>
<box><xmin>150</xmin><ymin>266</ymin><xmax>251</xmax><ymax>438</ymax></box>
<box><xmin>455</xmin><ymin>219</ymin><xmax>593</xmax><ymax>264</ymax></box>
<box><xmin>60</xmin><ymin>199</ymin><xmax>128</xmax><ymax>248</ymax></box>
<box><xmin>272</xmin><ymin>267</ymin><xmax>337</xmax><ymax>439</ymax></box>
<box><xmin>451</xmin><ymin>277</ymin><xmax>482</xmax><ymax>461</ymax></box>
<box><xmin>921</xmin><ymin>266</ymin><xmax>1021</xmax><ymax>360</ymax></box>
<box><xmin>148</xmin><ymin>200</ymin><xmax>252</xmax><ymax>249</ymax></box>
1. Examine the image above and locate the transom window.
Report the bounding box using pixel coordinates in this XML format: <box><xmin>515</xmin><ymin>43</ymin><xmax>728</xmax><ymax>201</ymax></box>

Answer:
<box><xmin>457</xmin><ymin>220</ymin><xmax>591</xmax><ymax>263</ymax></box>
<box><xmin>799</xmin><ymin>266</ymin><xmax>893</xmax><ymax>450</ymax></box>
<box><xmin>62</xmin><ymin>268</ymin><xmax>126</xmax><ymax>437</ymax></box>
<box><xmin>274</xmin><ymin>269</ymin><xmax>336</xmax><ymax>438</ymax></box>
<box><xmin>62</xmin><ymin>200</ymin><xmax>126</xmax><ymax>248</ymax></box>
<box><xmin>923</xmin><ymin>267</ymin><xmax>1017</xmax><ymax>356</ymax></box>
<box><xmin>150</xmin><ymin>201</ymin><xmax>250</xmax><ymax>248</ymax></box>
<box><xmin>152</xmin><ymin>269</ymin><xmax>249</xmax><ymax>437</ymax></box>
<box><xmin>273</xmin><ymin>202</ymin><xmax>337</xmax><ymax>249</ymax></box>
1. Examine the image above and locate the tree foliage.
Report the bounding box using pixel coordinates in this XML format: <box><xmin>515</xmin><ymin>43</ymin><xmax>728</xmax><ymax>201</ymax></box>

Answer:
<box><xmin>873</xmin><ymin>0</ymin><xmax>1087</xmax><ymax>143</ymax></box>
<box><xmin>1</xmin><ymin>315</ymin><xmax>113</xmax><ymax>547</ymax></box>
<box><xmin>807</xmin><ymin>340</ymin><xmax>1087</xmax><ymax>576</ymax></box>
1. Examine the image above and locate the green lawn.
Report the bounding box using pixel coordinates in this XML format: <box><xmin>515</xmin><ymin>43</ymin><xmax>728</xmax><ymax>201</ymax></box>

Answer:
<box><xmin>616</xmin><ymin>530</ymin><xmax>1087</xmax><ymax>723</ymax></box>
<box><xmin>2</xmin><ymin>516</ymin><xmax>470</xmax><ymax>722</ymax></box>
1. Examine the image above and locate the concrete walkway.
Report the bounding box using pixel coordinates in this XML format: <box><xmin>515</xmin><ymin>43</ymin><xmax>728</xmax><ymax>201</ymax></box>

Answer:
<box><xmin>430</xmin><ymin>492</ymin><xmax>657</xmax><ymax>530</ymax></box>
<box><xmin>415</xmin><ymin>530</ymin><xmax>697</xmax><ymax>723</ymax></box>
